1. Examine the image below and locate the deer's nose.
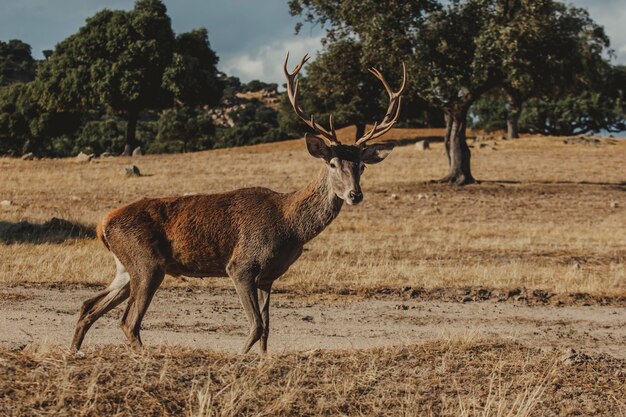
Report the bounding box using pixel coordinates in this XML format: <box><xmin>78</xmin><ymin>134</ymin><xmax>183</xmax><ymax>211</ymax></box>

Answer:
<box><xmin>349</xmin><ymin>190</ymin><xmax>363</xmax><ymax>204</ymax></box>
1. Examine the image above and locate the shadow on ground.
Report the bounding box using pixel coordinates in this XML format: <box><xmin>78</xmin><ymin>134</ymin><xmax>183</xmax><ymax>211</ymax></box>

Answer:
<box><xmin>0</xmin><ymin>218</ymin><xmax>95</xmax><ymax>244</ymax></box>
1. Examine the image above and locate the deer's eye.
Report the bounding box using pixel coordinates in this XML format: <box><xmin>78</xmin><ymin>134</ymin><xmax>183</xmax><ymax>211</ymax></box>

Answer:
<box><xmin>329</xmin><ymin>162</ymin><xmax>337</xmax><ymax>169</ymax></box>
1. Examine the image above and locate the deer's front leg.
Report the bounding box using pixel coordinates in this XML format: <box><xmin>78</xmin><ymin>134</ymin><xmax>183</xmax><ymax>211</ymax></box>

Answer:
<box><xmin>228</xmin><ymin>263</ymin><xmax>263</xmax><ymax>354</ymax></box>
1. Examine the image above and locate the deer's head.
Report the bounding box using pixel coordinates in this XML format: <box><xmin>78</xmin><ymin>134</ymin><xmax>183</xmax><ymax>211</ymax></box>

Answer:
<box><xmin>284</xmin><ymin>53</ymin><xmax>406</xmax><ymax>205</ymax></box>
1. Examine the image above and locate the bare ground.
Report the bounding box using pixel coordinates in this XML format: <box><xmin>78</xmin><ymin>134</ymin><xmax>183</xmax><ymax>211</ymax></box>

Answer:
<box><xmin>1</xmin><ymin>285</ymin><xmax>624</xmax><ymax>360</ymax></box>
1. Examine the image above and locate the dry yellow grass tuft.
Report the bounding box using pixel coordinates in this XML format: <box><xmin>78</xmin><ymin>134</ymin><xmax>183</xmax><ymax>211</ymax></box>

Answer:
<box><xmin>1</xmin><ymin>128</ymin><xmax>624</xmax><ymax>297</ymax></box>
<box><xmin>1</xmin><ymin>339</ymin><xmax>624</xmax><ymax>416</ymax></box>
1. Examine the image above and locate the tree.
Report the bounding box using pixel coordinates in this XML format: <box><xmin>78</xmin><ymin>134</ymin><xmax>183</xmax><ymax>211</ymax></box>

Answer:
<box><xmin>0</xmin><ymin>83</ymin><xmax>80</xmax><ymax>155</ymax></box>
<box><xmin>411</xmin><ymin>0</ymin><xmax>508</xmax><ymax>184</ymax></box>
<box><xmin>291</xmin><ymin>0</ymin><xmax>613</xmax><ymax>185</ymax></box>
<box><xmin>0</xmin><ymin>39</ymin><xmax>36</xmax><ymax>86</ymax></box>
<box><xmin>243</xmin><ymin>80</ymin><xmax>278</xmax><ymax>94</ymax></box>
<box><xmin>289</xmin><ymin>0</ymin><xmax>443</xmax><ymax>139</ymax></box>
<box><xmin>217</xmin><ymin>100</ymin><xmax>287</xmax><ymax>148</ymax></box>
<box><xmin>290</xmin><ymin>0</ymin><xmax>493</xmax><ymax>184</ymax></box>
<box><xmin>153</xmin><ymin>106</ymin><xmax>215</xmax><ymax>153</ymax></box>
<box><xmin>518</xmin><ymin>65</ymin><xmax>625</xmax><ymax>136</ymax></box>
<box><xmin>469</xmin><ymin>91</ymin><xmax>508</xmax><ymax>133</ymax></box>
<box><xmin>485</xmin><ymin>0</ymin><xmax>611</xmax><ymax>138</ymax></box>
<box><xmin>34</xmin><ymin>0</ymin><xmax>222</xmax><ymax>155</ymax></box>
<box><xmin>472</xmin><ymin>65</ymin><xmax>625</xmax><ymax>136</ymax></box>
<box><xmin>162</xmin><ymin>28</ymin><xmax>223</xmax><ymax>108</ymax></box>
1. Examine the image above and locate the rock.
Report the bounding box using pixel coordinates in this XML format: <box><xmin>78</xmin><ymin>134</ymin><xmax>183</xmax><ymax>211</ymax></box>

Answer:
<box><xmin>610</xmin><ymin>201</ymin><xmax>619</xmax><ymax>209</ymax></box>
<box><xmin>132</xmin><ymin>147</ymin><xmax>143</xmax><ymax>156</ymax></box>
<box><xmin>0</xmin><ymin>200</ymin><xmax>12</xmax><ymax>206</ymax></box>
<box><xmin>560</xmin><ymin>348</ymin><xmax>592</xmax><ymax>365</ymax></box>
<box><xmin>415</xmin><ymin>140</ymin><xmax>430</xmax><ymax>151</ymax></box>
<box><xmin>123</xmin><ymin>165</ymin><xmax>141</xmax><ymax>177</ymax></box>
<box><xmin>417</xmin><ymin>193</ymin><xmax>428</xmax><ymax>200</ymax></box>
<box><xmin>478</xmin><ymin>143</ymin><xmax>488</xmax><ymax>148</ymax></box>
<box><xmin>100</xmin><ymin>152</ymin><xmax>113</xmax><ymax>158</ymax></box>
<box><xmin>560</xmin><ymin>348</ymin><xmax>577</xmax><ymax>365</ymax></box>
<box><xmin>301</xmin><ymin>315</ymin><xmax>314</xmax><ymax>322</ymax></box>
<box><xmin>21</xmin><ymin>152</ymin><xmax>34</xmax><ymax>160</ymax></box>
<box><xmin>390</xmin><ymin>193</ymin><xmax>399</xmax><ymax>200</ymax></box>
<box><xmin>75</xmin><ymin>152</ymin><xmax>94</xmax><ymax>163</ymax></box>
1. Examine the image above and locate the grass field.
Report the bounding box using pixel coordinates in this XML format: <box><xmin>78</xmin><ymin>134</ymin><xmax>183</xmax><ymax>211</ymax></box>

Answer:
<box><xmin>1</xmin><ymin>128</ymin><xmax>625</xmax><ymax>416</ymax></box>
<box><xmin>2</xmin><ymin>339</ymin><xmax>625</xmax><ymax>416</ymax></box>
<box><xmin>1</xmin><ymin>127</ymin><xmax>624</xmax><ymax>295</ymax></box>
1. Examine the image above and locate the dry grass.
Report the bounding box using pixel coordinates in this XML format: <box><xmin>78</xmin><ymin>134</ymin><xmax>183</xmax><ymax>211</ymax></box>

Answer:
<box><xmin>1</xmin><ymin>128</ymin><xmax>624</xmax><ymax>296</ymax></box>
<box><xmin>1</xmin><ymin>339</ymin><xmax>624</xmax><ymax>416</ymax></box>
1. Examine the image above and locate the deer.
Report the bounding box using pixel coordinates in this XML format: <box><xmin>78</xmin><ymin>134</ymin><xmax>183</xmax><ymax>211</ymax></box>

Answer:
<box><xmin>71</xmin><ymin>53</ymin><xmax>406</xmax><ymax>355</ymax></box>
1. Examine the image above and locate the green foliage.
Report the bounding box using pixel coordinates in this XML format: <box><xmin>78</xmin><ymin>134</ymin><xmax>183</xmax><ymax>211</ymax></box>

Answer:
<box><xmin>291</xmin><ymin>0</ymin><xmax>612</xmax><ymax>116</ymax></box>
<box><xmin>35</xmin><ymin>1</ymin><xmax>175</xmax><ymax>113</ymax></box>
<box><xmin>162</xmin><ymin>28</ymin><xmax>223</xmax><ymax>107</ymax></box>
<box><xmin>0</xmin><ymin>83</ymin><xmax>29</xmax><ymax>154</ymax></box>
<box><xmin>216</xmin><ymin>101</ymin><xmax>287</xmax><ymax>148</ymax></box>
<box><xmin>0</xmin><ymin>39</ymin><xmax>36</xmax><ymax>86</ymax></box>
<box><xmin>73</xmin><ymin>118</ymin><xmax>126</xmax><ymax>155</ymax></box>
<box><xmin>410</xmin><ymin>0</ymin><xmax>506</xmax><ymax>110</ymax></box>
<box><xmin>243</xmin><ymin>80</ymin><xmax>278</xmax><ymax>93</ymax></box>
<box><xmin>220</xmin><ymin>75</ymin><xmax>242</xmax><ymax>99</ymax></box>
<box><xmin>33</xmin><ymin>0</ymin><xmax>222</xmax><ymax>151</ymax></box>
<box><xmin>520</xmin><ymin>93</ymin><xmax>625</xmax><ymax>137</ymax></box>
<box><xmin>288</xmin><ymin>2</ymin><xmax>445</xmax><ymax>131</ymax></box>
<box><xmin>279</xmin><ymin>39</ymin><xmax>381</xmax><ymax>135</ymax></box>
<box><xmin>152</xmin><ymin>106</ymin><xmax>215</xmax><ymax>153</ymax></box>
<box><xmin>473</xmin><ymin>65</ymin><xmax>626</xmax><ymax>135</ymax></box>
<box><xmin>493</xmin><ymin>0</ymin><xmax>609</xmax><ymax>99</ymax></box>
<box><xmin>0</xmin><ymin>83</ymin><xmax>80</xmax><ymax>156</ymax></box>
<box><xmin>470</xmin><ymin>92</ymin><xmax>508</xmax><ymax>132</ymax></box>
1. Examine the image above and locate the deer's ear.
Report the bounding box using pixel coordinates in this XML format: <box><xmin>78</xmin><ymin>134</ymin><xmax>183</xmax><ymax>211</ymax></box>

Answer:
<box><xmin>306</xmin><ymin>134</ymin><xmax>332</xmax><ymax>160</ymax></box>
<box><xmin>362</xmin><ymin>142</ymin><xmax>395</xmax><ymax>164</ymax></box>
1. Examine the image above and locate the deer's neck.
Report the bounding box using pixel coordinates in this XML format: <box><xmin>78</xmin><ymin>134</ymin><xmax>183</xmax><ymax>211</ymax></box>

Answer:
<box><xmin>285</xmin><ymin>166</ymin><xmax>343</xmax><ymax>244</ymax></box>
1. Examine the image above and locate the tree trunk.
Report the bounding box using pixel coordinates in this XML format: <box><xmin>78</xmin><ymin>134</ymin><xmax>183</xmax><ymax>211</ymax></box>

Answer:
<box><xmin>437</xmin><ymin>107</ymin><xmax>476</xmax><ymax>185</ymax></box>
<box><xmin>443</xmin><ymin>112</ymin><xmax>452</xmax><ymax>165</ymax></box>
<box><xmin>354</xmin><ymin>122</ymin><xmax>366</xmax><ymax>141</ymax></box>
<box><xmin>506</xmin><ymin>90</ymin><xmax>522</xmax><ymax>139</ymax></box>
<box><xmin>121</xmin><ymin>109</ymin><xmax>139</xmax><ymax>156</ymax></box>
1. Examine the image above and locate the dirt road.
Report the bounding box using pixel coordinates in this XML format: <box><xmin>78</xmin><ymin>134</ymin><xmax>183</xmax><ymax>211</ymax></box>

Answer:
<box><xmin>1</xmin><ymin>285</ymin><xmax>624</xmax><ymax>358</ymax></box>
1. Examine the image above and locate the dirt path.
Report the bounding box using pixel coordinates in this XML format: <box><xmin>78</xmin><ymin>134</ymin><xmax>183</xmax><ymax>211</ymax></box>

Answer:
<box><xmin>1</xmin><ymin>286</ymin><xmax>624</xmax><ymax>358</ymax></box>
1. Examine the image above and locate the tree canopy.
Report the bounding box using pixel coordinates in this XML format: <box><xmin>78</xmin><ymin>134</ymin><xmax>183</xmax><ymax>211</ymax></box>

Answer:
<box><xmin>0</xmin><ymin>40</ymin><xmax>36</xmax><ymax>86</ymax></box>
<box><xmin>34</xmin><ymin>0</ymin><xmax>222</xmax><ymax>154</ymax></box>
<box><xmin>0</xmin><ymin>83</ymin><xmax>81</xmax><ymax>155</ymax></box>
<box><xmin>290</xmin><ymin>0</ymin><xmax>614</xmax><ymax>184</ymax></box>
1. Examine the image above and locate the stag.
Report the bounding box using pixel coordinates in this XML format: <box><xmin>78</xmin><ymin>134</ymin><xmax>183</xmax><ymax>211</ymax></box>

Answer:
<box><xmin>71</xmin><ymin>54</ymin><xmax>406</xmax><ymax>354</ymax></box>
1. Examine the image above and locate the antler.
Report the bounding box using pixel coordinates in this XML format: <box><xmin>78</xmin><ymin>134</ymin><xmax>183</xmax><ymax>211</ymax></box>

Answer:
<box><xmin>284</xmin><ymin>53</ymin><xmax>340</xmax><ymax>145</ymax></box>
<box><xmin>355</xmin><ymin>63</ymin><xmax>407</xmax><ymax>146</ymax></box>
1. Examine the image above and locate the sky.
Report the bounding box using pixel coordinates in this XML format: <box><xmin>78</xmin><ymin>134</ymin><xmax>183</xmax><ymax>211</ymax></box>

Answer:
<box><xmin>0</xmin><ymin>0</ymin><xmax>625</xmax><ymax>84</ymax></box>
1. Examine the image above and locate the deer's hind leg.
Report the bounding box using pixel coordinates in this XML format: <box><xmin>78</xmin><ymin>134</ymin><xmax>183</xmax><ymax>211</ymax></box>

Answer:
<box><xmin>120</xmin><ymin>263</ymin><xmax>165</xmax><ymax>352</ymax></box>
<box><xmin>71</xmin><ymin>255</ymin><xmax>130</xmax><ymax>351</ymax></box>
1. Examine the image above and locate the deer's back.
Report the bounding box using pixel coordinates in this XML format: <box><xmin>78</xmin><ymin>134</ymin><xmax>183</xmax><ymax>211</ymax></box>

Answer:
<box><xmin>101</xmin><ymin>187</ymin><xmax>291</xmax><ymax>278</ymax></box>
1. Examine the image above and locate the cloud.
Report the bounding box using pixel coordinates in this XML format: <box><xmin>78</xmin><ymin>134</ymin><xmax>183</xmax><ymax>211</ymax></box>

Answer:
<box><xmin>576</xmin><ymin>0</ymin><xmax>626</xmax><ymax>64</ymax></box>
<box><xmin>220</xmin><ymin>35</ymin><xmax>323</xmax><ymax>84</ymax></box>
